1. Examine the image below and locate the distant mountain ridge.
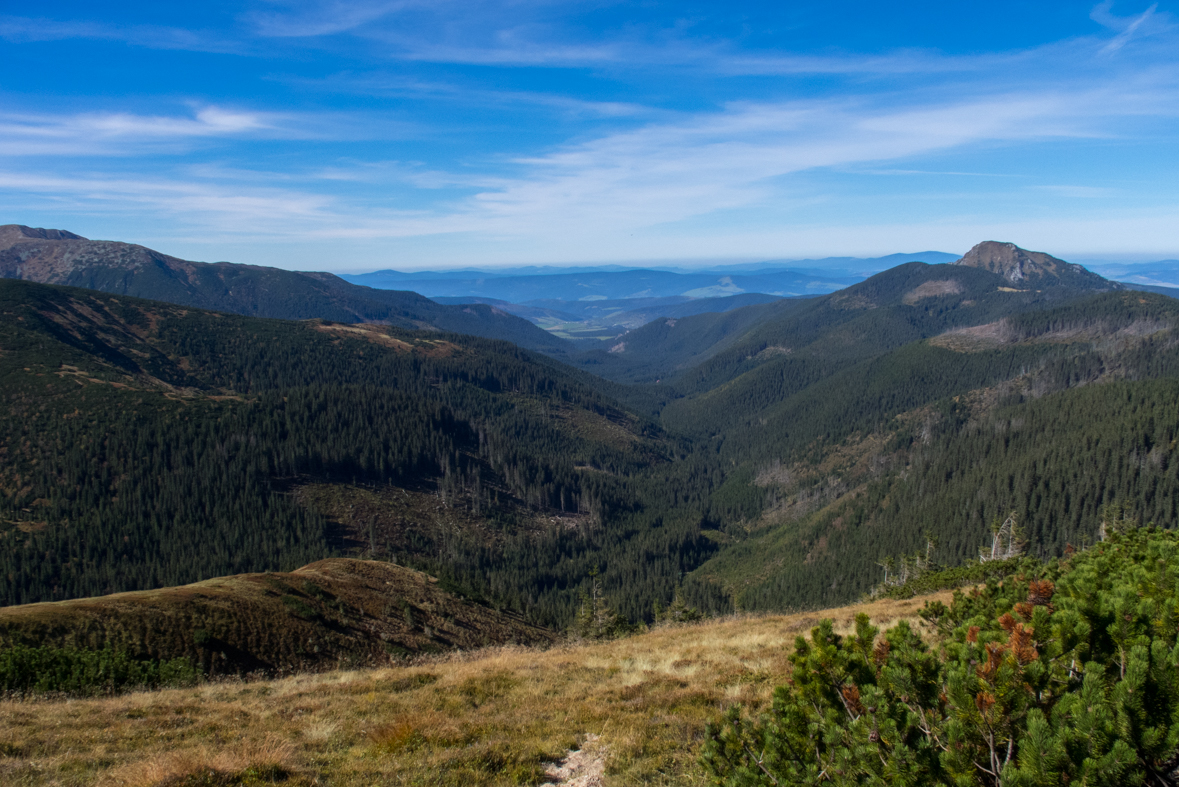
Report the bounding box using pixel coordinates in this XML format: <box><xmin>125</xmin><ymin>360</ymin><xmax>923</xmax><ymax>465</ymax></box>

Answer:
<box><xmin>567</xmin><ymin>251</ymin><xmax>1123</xmax><ymax>386</ymax></box>
<box><xmin>341</xmin><ymin>266</ymin><xmax>861</xmax><ymax>301</ymax></box>
<box><xmin>0</xmin><ymin>224</ymin><xmax>567</xmax><ymax>352</ymax></box>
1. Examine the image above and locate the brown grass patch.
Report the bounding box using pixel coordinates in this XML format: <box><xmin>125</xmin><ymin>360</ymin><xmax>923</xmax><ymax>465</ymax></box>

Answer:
<box><xmin>103</xmin><ymin>736</ymin><xmax>298</xmax><ymax>787</ymax></box>
<box><xmin>0</xmin><ymin>593</ymin><xmax>948</xmax><ymax>787</ymax></box>
<box><xmin>312</xmin><ymin>323</ymin><xmax>413</xmax><ymax>351</ymax></box>
<box><xmin>902</xmin><ymin>279</ymin><xmax>964</xmax><ymax>304</ymax></box>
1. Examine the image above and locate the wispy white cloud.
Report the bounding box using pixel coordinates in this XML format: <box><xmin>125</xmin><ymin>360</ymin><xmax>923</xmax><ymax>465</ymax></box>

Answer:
<box><xmin>0</xmin><ymin>171</ymin><xmax>365</xmax><ymax>237</ymax></box>
<box><xmin>438</xmin><ymin>91</ymin><xmax>1119</xmax><ymax>241</ymax></box>
<box><xmin>0</xmin><ymin>107</ymin><xmax>280</xmax><ymax>156</ymax></box>
<box><xmin>244</xmin><ymin>0</ymin><xmax>425</xmax><ymax>38</ymax></box>
<box><xmin>2</xmin><ymin>81</ymin><xmax>1160</xmax><ymax>243</ymax></box>
<box><xmin>0</xmin><ymin>106</ymin><xmax>415</xmax><ymax>156</ymax></box>
<box><xmin>5</xmin><ymin>163</ymin><xmax>1177</xmax><ymax>265</ymax></box>
<box><xmin>1032</xmin><ymin>185</ymin><xmax>1117</xmax><ymax>198</ymax></box>
<box><xmin>283</xmin><ymin>71</ymin><xmax>651</xmax><ymax>118</ymax></box>
<box><xmin>857</xmin><ymin>168</ymin><xmax>1025</xmax><ymax>178</ymax></box>
<box><xmin>6</xmin><ymin>3</ymin><xmax>1179</xmax><ymax>265</ymax></box>
<box><xmin>1091</xmin><ymin>2</ymin><xmax>1166</xmax><ymax>53</ymax></box>
<box><xmin>0</xmin><ymin>15</ymin><xmax>245</xmax><ymax>54</ymax></box>
<box><xmin>235</xmin><ymin>0</ymin><xmax>1177</xmax><ymax>77</ymax></box>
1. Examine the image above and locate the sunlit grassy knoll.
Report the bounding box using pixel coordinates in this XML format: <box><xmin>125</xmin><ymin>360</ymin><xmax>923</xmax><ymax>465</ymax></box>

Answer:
<box><xmin>0</xmin><ymin>559</ymin><xmax>554</xmax><ymax>678</ymax></box>
<box><xmin>0</xmin><ymin>591</ymin><xmax>950</xmax><ymax>787</ymax></box>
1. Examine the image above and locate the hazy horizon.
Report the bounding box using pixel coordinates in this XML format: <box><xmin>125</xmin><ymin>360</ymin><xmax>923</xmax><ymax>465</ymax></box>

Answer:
<box><xmin>3</xmin><ymin>2</ymin><xmax>1179</xmax><ymax>270</ymax></box>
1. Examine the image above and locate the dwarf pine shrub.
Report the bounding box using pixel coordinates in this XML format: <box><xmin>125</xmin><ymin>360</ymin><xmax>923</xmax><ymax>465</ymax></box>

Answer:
<box><xmin>702</xmin><ymin>528</ymin><xmax>1179</xmax><ymax>786</ymax></box>
<box><xmin>0</xmin><ymin>643</ymin><xmax>199</xmax><ymax>695</ymax></box>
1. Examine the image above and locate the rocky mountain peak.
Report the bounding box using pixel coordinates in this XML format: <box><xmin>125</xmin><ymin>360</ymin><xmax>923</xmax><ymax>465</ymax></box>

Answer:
<box><xmin>953</xmin><ymin>240</ymin><xmax>1116</xmax><ymax>290</ymax></box>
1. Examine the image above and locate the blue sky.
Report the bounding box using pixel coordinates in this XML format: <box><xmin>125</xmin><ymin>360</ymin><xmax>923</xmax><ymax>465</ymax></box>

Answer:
<box><xmin>2</xmin><ymin>1</ymin><xmax>1178</xmax><ymax>270</ymax></box>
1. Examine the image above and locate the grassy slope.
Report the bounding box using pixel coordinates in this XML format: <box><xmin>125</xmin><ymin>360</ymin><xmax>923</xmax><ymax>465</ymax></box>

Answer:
<box><xmin>0</xmin><ymin>559</ymin><xmax>554</xmax><ymax>676</ymax></box>
<box><xmin>0</xmin><ymin>591</ymin><xmax>949</xmax><ymax>787</ymax></box>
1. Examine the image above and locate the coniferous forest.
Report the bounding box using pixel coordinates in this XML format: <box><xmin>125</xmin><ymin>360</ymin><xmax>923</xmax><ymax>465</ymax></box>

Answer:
<box><xmin>4</xmin><ymin>257</ymin><xmax>1179</xmax><ymax>633</ymax></box>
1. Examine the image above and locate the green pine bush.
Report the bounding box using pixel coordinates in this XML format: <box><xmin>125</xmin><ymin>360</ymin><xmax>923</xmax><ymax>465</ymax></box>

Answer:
<box><xmin>0</xmin><ymin>643</ymin><xmax>199</xmax><ymax>695</ymax></box>
<box><xmin>702</xmin><ymin>528</ymin><xmax>1179</xmax><ymax>786</ymax></box>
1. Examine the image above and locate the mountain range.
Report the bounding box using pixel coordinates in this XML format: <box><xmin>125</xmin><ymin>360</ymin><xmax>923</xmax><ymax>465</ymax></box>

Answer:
<box><xmin>2</xmin><ymin>226</ymin><xmax>1178</xmax><ymax>682</ymax></box>
<box><xmin>0</xmin><ymin>224</ymin><xmax>567</xmax><ymax>353</ymax></box>
<box><xmin>341</xmin><ymin>265</ymin><xmax>863</xmax><ymax>301</ymax></box>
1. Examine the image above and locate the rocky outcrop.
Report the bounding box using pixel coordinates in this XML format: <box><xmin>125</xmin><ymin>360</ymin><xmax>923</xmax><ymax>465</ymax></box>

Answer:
<box><xmin>954</xmin><ymin>241</ymin><xmax>1118</xmax><ymax>290</ymax></box>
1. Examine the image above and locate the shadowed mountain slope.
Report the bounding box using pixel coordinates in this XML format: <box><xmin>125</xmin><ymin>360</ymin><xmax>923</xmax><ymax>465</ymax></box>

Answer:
<box><xmin>0</xmin><ymin>225</ymin><xmax>567</xmax><ymax>353</ymax></box>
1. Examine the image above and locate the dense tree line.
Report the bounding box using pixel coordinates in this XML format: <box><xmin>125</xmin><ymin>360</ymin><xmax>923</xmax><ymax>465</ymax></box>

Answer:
<box><xmin>720</xmin><ymin>377</ymin><xmax>1179</xmax><ymax>611</ymax></box>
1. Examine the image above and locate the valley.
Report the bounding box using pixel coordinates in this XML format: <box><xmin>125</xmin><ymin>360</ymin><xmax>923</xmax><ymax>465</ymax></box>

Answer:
<box><xmin>15</xmin><ymin>4</ymin><xmax>1179</xmax><ymax>783</ymax></box>
<box><xmin>4</xmin><ymin>227</ymin><xmax>1179</xmax><ymax>784</ymax></box>
<box><xmin>3</xmin><ymin>230</ymin><xmax>1178</xmax><ymax>628</ymax></box>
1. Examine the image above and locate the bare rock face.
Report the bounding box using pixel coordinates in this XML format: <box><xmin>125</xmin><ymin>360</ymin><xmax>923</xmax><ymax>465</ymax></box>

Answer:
<box><xmin>954</xmin><ymin>241</ymin><xmax>1117</xmax><ymax>290</ymax></box>
<box><xmin>0</xmin><ymin>224</ymin><xmax>180</xmax><ymax>283</ymax></box>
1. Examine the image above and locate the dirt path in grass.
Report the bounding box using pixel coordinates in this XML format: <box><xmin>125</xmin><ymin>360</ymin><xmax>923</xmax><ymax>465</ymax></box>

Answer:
<box><xmin>541</xmin><ymin>734</ymin><xmax>606</xmax><ymax>787</ymax></box>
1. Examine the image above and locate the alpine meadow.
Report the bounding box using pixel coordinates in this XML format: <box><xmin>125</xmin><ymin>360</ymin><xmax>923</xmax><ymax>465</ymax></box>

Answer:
<box><xmin>5</xmin><ymin>1</ymin><xmax>1179</xmax><ymax>785</ymax></box>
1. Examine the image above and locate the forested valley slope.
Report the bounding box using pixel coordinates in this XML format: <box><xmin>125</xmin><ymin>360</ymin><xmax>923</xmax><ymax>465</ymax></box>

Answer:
<box><xmin>1</xmin><ymin>235</ymin><xmax>1178</xmax><ymax>662</ymax></box>
<box><xmin>0</xmin><ymin>278</ymin><xmax>727</xmax><ymax>629</ymax></box>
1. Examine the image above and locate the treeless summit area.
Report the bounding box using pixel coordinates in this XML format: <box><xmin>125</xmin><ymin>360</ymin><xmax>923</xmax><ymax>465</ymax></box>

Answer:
<box><xmin>953</xmin><ymin>240</ymin><xmax>1117</xmax><ymax>289</ymax></box>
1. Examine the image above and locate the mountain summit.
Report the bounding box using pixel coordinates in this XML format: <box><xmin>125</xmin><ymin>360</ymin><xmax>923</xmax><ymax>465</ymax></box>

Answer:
<box><xmin>0</xmin><ymin>224</ymin><xmax>86</xmax><ymax>245</ymax></box>
<box><xmin>953</xmin><ymin>240</ymin><xmax>1117</xmax><ymax>290</ymax></box>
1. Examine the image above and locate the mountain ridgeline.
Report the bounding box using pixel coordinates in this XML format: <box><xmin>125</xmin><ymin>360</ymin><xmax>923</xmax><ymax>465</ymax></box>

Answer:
<box><xmin>1</xmin><ymin>231</ymin><xmax>1177</xmax><ymax>639</ymax></box>
<box><xmin>0</xmin><ymin>225</ymin><xmax>567</xmax><ymax>353</ymax></box>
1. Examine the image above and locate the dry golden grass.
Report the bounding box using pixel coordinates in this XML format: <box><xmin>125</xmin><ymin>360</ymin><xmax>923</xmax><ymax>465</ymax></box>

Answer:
<box><xmin>0</xmin><ymin>592</ymin><xmax>949</xmax><ymax>787</ymax></box>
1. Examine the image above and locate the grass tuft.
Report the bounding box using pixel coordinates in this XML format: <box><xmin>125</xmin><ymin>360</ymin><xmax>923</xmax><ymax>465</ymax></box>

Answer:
<box><xmin>105</xmin><ymin>737</ymin><xmax>298</xmax><ymax>787</ymax></box>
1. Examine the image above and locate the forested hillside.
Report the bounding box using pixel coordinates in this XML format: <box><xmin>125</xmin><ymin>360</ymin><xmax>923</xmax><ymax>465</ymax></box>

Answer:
<box><xmin>4</xmin><ymin>243</ymin><xmax>1179</xmax><ymax>635</ymax></box>
<box><xmin>0</xmin><ymin>279</ymin><xmax>721</xmax><ymax>624</ymax></box>
<box><xmin>680</xmin><ymin>289</ymin><xmax>1179</xmax><ymax>609</ymax></box>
